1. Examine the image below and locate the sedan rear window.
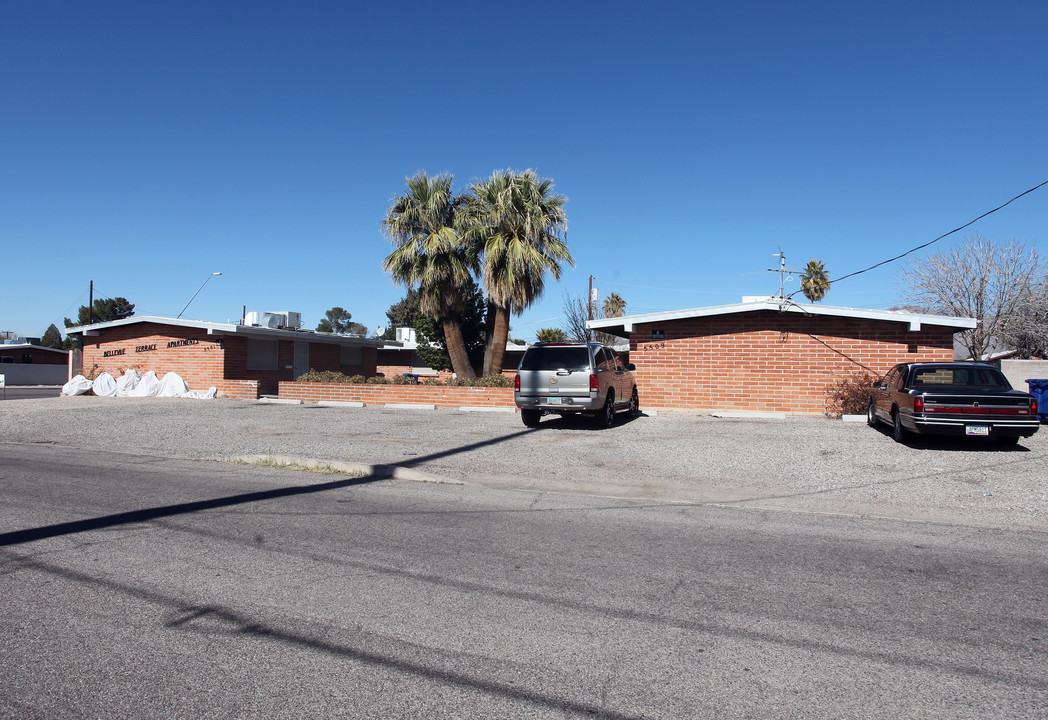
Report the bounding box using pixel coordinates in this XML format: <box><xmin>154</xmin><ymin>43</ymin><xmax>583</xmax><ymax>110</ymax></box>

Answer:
<box><xmin>520</xmin><ymin>347</ymin><xmax>591</xmax><ymax>372</ymax></box>
<box><xmin>911</xmin><ymin>366</ymin><xmax>1011</xmax><ymax>389</ymax></box>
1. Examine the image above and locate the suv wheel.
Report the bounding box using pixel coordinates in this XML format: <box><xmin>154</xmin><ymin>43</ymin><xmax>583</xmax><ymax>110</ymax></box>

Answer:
<box><xmin>521</xmin><ymin>409</ymin><xmax>541</xmax><ymax>428</ymax></box>
<box><xmin>598</xmin><ymin>391</ymin><xmax>615</xmax><ymax>428</ymax></box>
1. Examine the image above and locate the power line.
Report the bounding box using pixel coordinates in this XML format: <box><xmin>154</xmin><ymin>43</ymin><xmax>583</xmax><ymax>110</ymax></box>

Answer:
<box><xmin>831</xmin><ymin>178</ymin><xmax>1048</xmax><ymax>286</ymax></box>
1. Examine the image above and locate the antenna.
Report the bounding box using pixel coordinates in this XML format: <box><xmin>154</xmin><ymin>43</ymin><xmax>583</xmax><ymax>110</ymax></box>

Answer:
<box><xmin>766</xmin><ymin>248</ymin><xmax>803</xmax><ymax>300</ymax></box>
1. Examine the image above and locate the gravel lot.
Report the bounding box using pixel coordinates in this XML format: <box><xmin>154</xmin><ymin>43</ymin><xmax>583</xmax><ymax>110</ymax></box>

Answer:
<box><xmin>2</xmin><ymin>395</ymin><xmax>1045</xmax><ymax>530</ymax></box>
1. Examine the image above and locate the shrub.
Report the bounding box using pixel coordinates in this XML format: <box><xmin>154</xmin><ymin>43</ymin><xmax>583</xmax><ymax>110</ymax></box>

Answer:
<box><xmin>445</xmin><ymin>376</ymin><xmax>476</xmax><ymax>386</ymax></box>
<box><xmin>296</xmin><ymin>369</ymin><xmax>352</xmax><ymax>383</ymax></box>
<box><xmin>366</xmin><ymin>375</ymin><xmax>391</xmax><ymax>384</ymax></box>
<box><xmin>391</xmin><ymin>374</ymin><xmax>418</xmax><ymax>385</ymax></box>
<box><xmin>347</xmin><ymin>375</ymin><xmax>367</xmax><ymax>384</ymax></box>
<box><xmin>421</xmin><ymin>378</ymin><xmax>444</xmax><ymax>386</ymax></box>
<box><xmin>826</xmin><ymin>372</ymin><xmax>878</xmax><ymax>417</ymax></box>
<box><xmin>474</xmin><ymin>373</ymin><xmax>514</xmax><ymax>387</ymax></box>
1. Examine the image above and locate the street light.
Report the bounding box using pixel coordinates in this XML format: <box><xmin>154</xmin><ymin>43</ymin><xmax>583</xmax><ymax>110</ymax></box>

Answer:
<box><xmin>177</xmin><ymin>272</ymin><xmax>222</xmax><ymax>319</ymax></box>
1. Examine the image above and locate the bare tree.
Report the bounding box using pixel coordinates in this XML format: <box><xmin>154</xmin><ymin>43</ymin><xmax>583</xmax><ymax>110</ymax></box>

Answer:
<box><xmin>1005</xmin><ymin>277</ymin><xmax>1048</xmax><ymax>357</ymax></box>
<box><xmin>561</xmin><ymin>291</ymin><xmax>627</xmax><ymax>344</ymax></box>
<box><xmin>561</xmin><ymin>292</ymin><xmax>593</xmax><ymax>341</ymax></box>
<box><xmin>898</xmin><ymin>235</ymin><xmax>1047</xmax><ymax>360</ymax></box>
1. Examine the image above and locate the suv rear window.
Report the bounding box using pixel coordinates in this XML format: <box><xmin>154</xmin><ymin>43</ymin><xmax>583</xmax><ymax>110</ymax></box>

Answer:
<box><xmin>520</xmin><ymin>347</ymin><xmax>591</xmax><ymax>372</ymax></box>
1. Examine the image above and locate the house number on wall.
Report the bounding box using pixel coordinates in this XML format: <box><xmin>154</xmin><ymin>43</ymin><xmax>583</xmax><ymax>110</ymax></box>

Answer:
<box><xmin>641</xmin><ymin>342</ymin><xmax>666</xmax><ymax>350</ymax></box>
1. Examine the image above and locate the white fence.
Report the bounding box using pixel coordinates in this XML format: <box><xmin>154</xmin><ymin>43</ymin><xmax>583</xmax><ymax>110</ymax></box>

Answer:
<box><xmin>999</xmin><ymin>359</ymin><xmax>1048</xmax><ymax>393</ymax></box>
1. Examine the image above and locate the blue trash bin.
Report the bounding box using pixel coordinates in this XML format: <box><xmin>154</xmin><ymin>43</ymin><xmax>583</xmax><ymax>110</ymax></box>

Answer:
<box><xmin>1026</xmin><ymin>379</ymin><xmax>1048</xmax><ymax>421</ymax></box>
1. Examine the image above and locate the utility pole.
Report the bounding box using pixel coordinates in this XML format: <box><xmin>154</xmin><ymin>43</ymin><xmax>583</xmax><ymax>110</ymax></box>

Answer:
<box><xmin>588</xmin><ymin>275</ymin><xmax>594</xmax><ymax>321</ymax></box>
<box><xmin>89</xmin><ymin>281</ymin><xmax>94</xmax><ymax>324</ymax></box>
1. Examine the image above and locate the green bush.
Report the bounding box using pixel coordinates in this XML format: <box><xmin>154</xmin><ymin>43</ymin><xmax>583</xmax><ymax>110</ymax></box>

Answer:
<box><xmin>391</xmin><ymin>374</ymin><xmax>418</xmax><ymax>385</ymax></box>
<box><xmin>297</xmin><ymin>370</ymin><xmax>352</xmax><ymax>383</ymax></box>
<box><xmin>474</xmin><ymin>373</ymin><xmax>514</xmax><ymax>387</ymax></box>
<box><xmin>421</xmin><ymin>378</ymin><xmax>444</xmax><ymax>386</ymax></box>
<box><xmin>826</xmin><ymin>372</ymin><xmax>878</xmax><ymax>417</ymax></box>
<box><xmin>347</xmin><ymin>375</ymin><xmax>367</xmax><ymax>383</ymax></box>
<box><xmin>366</xmin><ymin>375</ymin><xmax>391</xmax><ymax>385</ymax></box>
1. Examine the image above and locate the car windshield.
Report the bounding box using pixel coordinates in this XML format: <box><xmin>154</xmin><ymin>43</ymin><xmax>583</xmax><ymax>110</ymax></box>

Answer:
<box><xmin>520</xmin><ymin>347</ymin><xmax>591</xmax><ymax>372</ymax></box>
<box><xmin>910</xmin><ymin>366</ymin><xmax>1011</xmax><ymax>389</ymax></box>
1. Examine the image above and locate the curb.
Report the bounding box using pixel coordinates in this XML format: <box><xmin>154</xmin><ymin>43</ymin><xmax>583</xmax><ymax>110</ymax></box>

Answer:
<box><xmin>224</xmin><ymin>455</ymin><xmax>460</xmax><ymax>485</ymax></box>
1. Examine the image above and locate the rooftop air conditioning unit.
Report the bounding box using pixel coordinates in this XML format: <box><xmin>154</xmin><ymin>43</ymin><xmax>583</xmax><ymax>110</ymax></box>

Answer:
<box><xmin>395</xmin><ymin>327</ymin><xmax>417</xmax><ymax>343</ymax></box>
<box><xmin>265</xmin><ymin>311</ymin><xmax>301</xmax><ymax>329</ymax></box>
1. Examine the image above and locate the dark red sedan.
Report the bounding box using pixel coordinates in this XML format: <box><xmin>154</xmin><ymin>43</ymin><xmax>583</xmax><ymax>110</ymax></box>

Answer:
<box><xmin>867</xmin><ymin>362</ymin><xmax>1040</xmax><ymax>445</ymax></box>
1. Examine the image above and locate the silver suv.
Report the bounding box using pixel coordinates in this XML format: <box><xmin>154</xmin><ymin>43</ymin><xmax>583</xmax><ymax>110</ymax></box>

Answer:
<box><xmin>514</xmin><ymin>342</ymin><xmax>639</xmax><ymax>427</ymax></box>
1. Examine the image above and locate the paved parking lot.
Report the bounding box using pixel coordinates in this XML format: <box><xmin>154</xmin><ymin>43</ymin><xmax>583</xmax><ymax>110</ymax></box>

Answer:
<box><xmin>1</xmin><ymin>396</ymin><xmax>1045</xmax><ymax>530</ymax></box>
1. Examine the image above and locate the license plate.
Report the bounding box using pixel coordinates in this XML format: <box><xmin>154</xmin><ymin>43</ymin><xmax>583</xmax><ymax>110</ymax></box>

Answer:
<box><xmin>546</xmin><ymin>397</ymin><xmax>562</xmax><ymax>405</ymax></box>
<box><xmin>965</xmin><ymin>425</ymin><xmax>989</xmax><ymax>436</ymax></box>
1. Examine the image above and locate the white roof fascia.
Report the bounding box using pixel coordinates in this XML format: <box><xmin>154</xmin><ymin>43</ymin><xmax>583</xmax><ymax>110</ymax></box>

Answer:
<box><xmin>586</xmin><ymin>300</ymin><xmax>977</xmax><ymax>332</ymax></box>
<box><xmin>68</xmin><ymin>315</ymin><xmax>395</xmax><ymax>348</ymax></box>
<box><xmin>0</xmin><ymin>343</ymin><xmax>69</xmax><ymax>355</ymax></box>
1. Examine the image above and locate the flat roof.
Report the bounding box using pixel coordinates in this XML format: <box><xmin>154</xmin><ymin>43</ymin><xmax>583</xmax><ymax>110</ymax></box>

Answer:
<box><xmin>0</xmin><ymin>343</ymin><xmax>69</xmax><ymax>355</ymax></box>
<box><xmin>586</xmin><ymin>298</ymin><xmax>978</xmax><ymax>337</ymax></box>
<box><xmin>66</xmin><ymin>315</ymin><xmax>396</xmax><ymax>348</ymax></box>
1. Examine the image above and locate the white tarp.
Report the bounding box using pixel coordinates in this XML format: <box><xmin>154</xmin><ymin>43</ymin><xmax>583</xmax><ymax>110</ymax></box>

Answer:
<box><xmin>62</xmin><ymin>375</ymin><xmax>93</xmax><ymax>396</ymax></box>
<box><xmin>156</xmin><ymin>372</ymin><xmax>188</xmax><ymax>398</ymax></box>
<box><xmin>62</xmin><ymin>369</ymin><xmax>217</xmax><ymax>399</ymax></box>
<box><xmin>91</xmin><ymin>372</ymin><xmax>117</xmax><ymax>397</ymax></box>
<box><xmin>115</xmin><ymin>369</ymin><xmax>141</xmax><ymax>396</ymax></box>
<box><xmin>128</xmin><ymin>371</ymin><xmax>160</xmax><ymax>397</ymax></box>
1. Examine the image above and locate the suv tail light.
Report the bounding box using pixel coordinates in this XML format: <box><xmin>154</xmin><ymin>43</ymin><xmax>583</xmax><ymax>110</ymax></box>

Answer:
<box><xmin>1032</xmin><ymin>396</ymin><xmax>1039</xmax><ymax>415</ymax></box>
<box><xmin>589</xmin><ymin>374</ymin><xmax>599</xmax><ymax>392</ymax></box>
<box><xmin>514</xmin><ymin>374</ymin><xmax>520</xmax><ymax>391</ymax></box>
<box><xmin>913</xmin><ymin>397</ymin><xmax>924</xmax><ymax>413</ymax></box>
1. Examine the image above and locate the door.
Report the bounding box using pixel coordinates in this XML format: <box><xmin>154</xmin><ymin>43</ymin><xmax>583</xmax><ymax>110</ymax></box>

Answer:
<box><xmin>293</xmin><ymin>342</ymin><xmax>309</xmax><ymax>380</ymax></box>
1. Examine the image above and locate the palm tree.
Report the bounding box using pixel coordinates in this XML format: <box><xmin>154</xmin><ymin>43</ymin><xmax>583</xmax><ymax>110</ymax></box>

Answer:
<box><xmin>536</xmin><ymin>327</ymin><xmax>567</xmax><ymax>343</ymax></box>
<box><xmin>463</xmin><ymin>170</ymin><xmax>573</xmax><ymax>376</ymax></box>
<box><xmin>603</xmin><ymin>292</ymin><xmax>626</xmax><ymax>318</ymax></box>
<box><xmin>382</xmin><ymin>172</ymin><xmax>478</xmax><ymax>378</ymax></box>
<box><xmin>800</xmin><ymin>259</ymin><xmax>830</xmax><ymax>303</ymax></box>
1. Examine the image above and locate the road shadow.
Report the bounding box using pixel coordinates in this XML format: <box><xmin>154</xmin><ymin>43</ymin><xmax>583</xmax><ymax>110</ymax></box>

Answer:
<box><xmin>1</xmin><ymin>426</ymin><xmax>540</xmax><ymax>547</ymax></box>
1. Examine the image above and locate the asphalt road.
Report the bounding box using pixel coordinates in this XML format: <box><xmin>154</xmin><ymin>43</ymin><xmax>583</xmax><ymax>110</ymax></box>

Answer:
<box><xmin>0</xmin><ymin>386</ymin><xmax>61</xmax><ymax>401</ymax></box>
<box><xmin>2</xmin><ymin>441</ymin><xmax>1045</xmax><ymax>719</ymax></box>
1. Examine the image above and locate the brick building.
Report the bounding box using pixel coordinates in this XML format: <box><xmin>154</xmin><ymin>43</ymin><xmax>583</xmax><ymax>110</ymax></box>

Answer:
<box><xmin>588</xmin><ymin>298</ymin><xmax>976</xmax><ymax>414</ymax></box>
<box><xmin>68</xmin><ymin>316</ymin><xmax>392</xmax><ymax>399</ymax></box>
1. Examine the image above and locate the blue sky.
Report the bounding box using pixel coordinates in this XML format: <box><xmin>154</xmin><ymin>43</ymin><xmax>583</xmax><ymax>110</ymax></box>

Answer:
<box><xmin>3</xmin><ymin>0</ymin><xmax>1046</xmax><ymax>341</ymax></box>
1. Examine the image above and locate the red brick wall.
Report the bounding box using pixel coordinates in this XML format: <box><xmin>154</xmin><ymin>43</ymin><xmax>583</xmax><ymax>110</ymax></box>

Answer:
<box><xmin>630</xmin><ymin>312</ymin><xmax>954</xmax><ymax>413</ymax></box>
<box><xmin>79</xmin><ymin>324</ymin><xmax>377</xmax><ymax>400</ymax></box>
<box><xmin>80</xmin><ymin>323</ymin><xmax>254</xmax><ymax>397</ymax></box>
<box><xmin>279</xmin><ymin>381</ymin><xmax>515</xmax><ymax>408</ymax></box>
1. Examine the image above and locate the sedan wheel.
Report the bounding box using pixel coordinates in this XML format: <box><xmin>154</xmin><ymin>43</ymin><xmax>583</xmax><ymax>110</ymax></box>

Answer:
<box><xmin>867</xmin><ymin>401</ymin><xmax>878</xmax><ymax>428</ymax></box>
<box><xmin>629</xmin><ymin>387</ymin><xmax>640</xmax><ymax>418</ymax></box>
<box><xmin>892</xmin><ymin>411</ymin><xmax>908</xmax><ymax>443</ymax></box>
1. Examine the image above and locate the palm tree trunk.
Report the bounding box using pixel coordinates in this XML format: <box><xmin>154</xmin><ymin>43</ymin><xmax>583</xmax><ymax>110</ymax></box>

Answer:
<box><xmin>483</xmin><ymin>306</ymin><xmax>510</xmax><ymax>377</ymax></box>
<box><xmin>443</xmin><ymin>319</ymin><xmax>476</xmax><ymax>379</ymax></box>
<box><xmin>481</xmin><ymin>300</ymin><xmax>497</xmax><ymax>377</ymax></box>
